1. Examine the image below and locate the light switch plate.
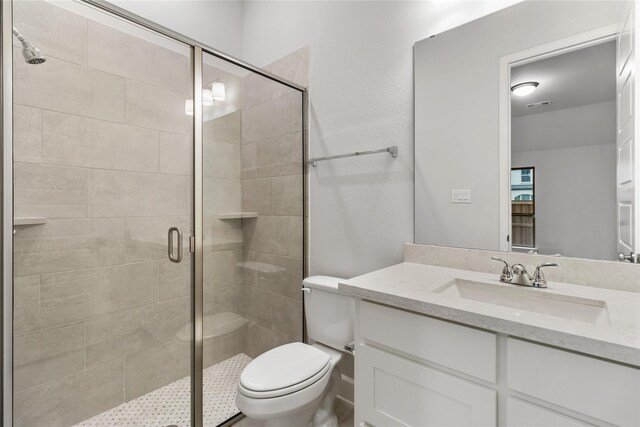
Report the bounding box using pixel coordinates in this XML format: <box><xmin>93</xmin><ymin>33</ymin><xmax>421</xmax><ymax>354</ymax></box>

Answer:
<box><xmin>451</xmin><ymin>189</ymin><xmax>471</xmax><ymax>203</ymax></box>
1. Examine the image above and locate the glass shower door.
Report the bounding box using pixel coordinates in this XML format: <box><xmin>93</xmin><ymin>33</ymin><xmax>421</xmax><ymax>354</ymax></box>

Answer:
<box><xmin>200</xmin><ymin>50</ymin><xmax>304</xmax><ymax>425</ymax></box>
<box><xmin>11</xmin><ymin>1</ymin><xmax>194</xmax><ymax>425</ymax></box>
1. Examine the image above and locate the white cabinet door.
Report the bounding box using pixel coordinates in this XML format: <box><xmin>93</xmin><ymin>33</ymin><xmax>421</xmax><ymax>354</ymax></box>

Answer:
<box><xmin>507</xmin><ymin>397</ymin><xmax>594</xmax><ymax>427</ymax></box>
<box><xmin>356</xmin><ymin>344</ymin><xmax>496</xmax><ymax>427</ymax></box>
<box><xmin>507</xmin><ymin>338</ymin><xmax>640</xmax><ymax>426</ymax></box>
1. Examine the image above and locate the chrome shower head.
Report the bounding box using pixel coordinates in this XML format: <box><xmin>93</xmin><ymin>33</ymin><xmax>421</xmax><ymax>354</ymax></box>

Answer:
<box><xmin>21</xmin><ymin>43</ymin><xmax>46</xmax><ymax>65</ymax></box>
<box><xmin>12</xmin><ymin>27</ymin><xmax>46</xmax><ymax>65</ymax></box>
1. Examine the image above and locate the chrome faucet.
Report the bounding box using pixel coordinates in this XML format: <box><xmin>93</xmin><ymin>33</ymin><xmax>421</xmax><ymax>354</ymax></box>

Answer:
<box><xmin>511</xmin><ymin>263</ymin><xmax>532</xmax><ymax>286</ymax></box>
<box><xmin>491</xmin><ymin>257</ymin><xmax>558</xmax><ymax>288</ymax></box>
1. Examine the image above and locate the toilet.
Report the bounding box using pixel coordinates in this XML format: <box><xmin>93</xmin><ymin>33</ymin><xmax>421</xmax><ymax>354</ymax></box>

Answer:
<box><xmin>236</xmin><ymin>276</ymin><xmax>354</xmax><ymax>427</ymax></box>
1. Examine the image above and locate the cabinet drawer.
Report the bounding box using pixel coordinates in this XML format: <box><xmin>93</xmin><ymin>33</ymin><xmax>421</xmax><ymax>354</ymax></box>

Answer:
<box><xmin>507</xmin><ymin>338</ymin><xmax>640</xmax><ymax>426</ymax></box>
<box><xmin>507</xmin><ymin>397</ymin><xmax>593</xmax><ymax>427</ymax></box>
<box><xmin>357</xmin><ymin>344</ymin><xmax>497</xmax><ymax>427</ymax></box>
<box><xmin>359</xmin><ymin>301</ymin><xmax>497</xmax><ymax>382</ymax></box>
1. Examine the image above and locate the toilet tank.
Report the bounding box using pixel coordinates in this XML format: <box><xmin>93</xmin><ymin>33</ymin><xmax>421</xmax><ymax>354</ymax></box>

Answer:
<box><xmin>303</xmin><ymin>276</ymin><xmax>355</xmax><ymax>352</ymax></box>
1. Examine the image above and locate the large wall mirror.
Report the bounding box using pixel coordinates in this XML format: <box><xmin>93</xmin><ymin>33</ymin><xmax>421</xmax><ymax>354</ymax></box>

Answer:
<box><xmin>414</xmin><ymin>0</ymin><xmax>639</xmax><ymax>263</ymax></box>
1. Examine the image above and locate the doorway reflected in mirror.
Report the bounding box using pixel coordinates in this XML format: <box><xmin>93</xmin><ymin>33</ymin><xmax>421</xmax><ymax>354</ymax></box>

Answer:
<box><xmin>510</xmin><ymin>41</ymin><xmax>616</xmax><ymax>260</ymax></box>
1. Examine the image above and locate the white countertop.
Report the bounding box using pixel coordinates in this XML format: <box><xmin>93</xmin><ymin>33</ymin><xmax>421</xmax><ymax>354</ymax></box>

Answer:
<box><xmin>339</xmin><ymin>262</ymin><xmax>640</xmax><ymax>366</ymax></box>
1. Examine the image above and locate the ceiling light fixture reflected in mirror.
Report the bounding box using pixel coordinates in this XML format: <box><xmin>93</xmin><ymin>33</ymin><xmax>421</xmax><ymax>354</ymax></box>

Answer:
<box><xmin>511</xmin><ymin>81</ymin><xmax>539</xmax><ymax>96</ymax></box>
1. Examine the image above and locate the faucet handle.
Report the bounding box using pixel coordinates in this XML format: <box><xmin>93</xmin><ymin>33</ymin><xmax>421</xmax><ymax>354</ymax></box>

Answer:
<box><xmin>491</xmin><ymin>256</ymin><xmax>513</xmax><ymax>282</ymax></box>
<box><xmin>532</xmin><ymin>263</ymin><xmax>558</xmax><ymax>288</ymax></box>
<box><xmin>491</xmin><ymin>256</ymin><xmax>508</xmax><ymax>265</ymax></box>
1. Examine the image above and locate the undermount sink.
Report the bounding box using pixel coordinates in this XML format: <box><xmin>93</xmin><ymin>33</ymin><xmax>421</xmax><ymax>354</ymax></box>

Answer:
<box><xmin>434</xmin><ymin>279</ymin><xmax>611</xmax><ymax>326</ymax></box>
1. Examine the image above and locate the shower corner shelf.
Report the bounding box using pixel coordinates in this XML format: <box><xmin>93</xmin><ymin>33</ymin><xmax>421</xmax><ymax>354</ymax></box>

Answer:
<box><xmin>14</xmin><ymin>217</ymin><xmax>47</xmax><ymax>226</ymax></box>
<box><xmin>218</xmin><ymin>212</ymin><xmax>259</xmax><ymax>220</ymax></box>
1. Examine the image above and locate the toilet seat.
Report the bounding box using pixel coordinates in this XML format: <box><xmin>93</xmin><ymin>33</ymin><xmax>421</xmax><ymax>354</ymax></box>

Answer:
<box><xmin>239</xmin><ymin>343</ymin><xmax>332</xmax><ymax>399</ymax></box>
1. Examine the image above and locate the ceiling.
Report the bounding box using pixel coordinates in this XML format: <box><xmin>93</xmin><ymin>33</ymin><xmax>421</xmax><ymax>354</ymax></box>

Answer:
<box><xmin>511</xmin><ymin>40</ymin><xmax>616</xmax><ymax>117</ymax></box>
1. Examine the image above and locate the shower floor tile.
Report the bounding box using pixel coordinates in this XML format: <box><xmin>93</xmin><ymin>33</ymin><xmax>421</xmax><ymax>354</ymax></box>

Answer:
<box><xmin>75</xmin><ymin>353</ymin><xmax>252</xmax><ymax>427</ymax></box>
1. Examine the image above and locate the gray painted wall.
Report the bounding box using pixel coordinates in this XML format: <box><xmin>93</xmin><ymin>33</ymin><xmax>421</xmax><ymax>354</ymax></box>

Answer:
<box><xmin>107</xmin><ymin>0</ymin><xmax>244</xmax><ymax>58</ymax></box>
<box><xmin>241</xmin><ymin>0</ymin><xmax>522</xmax><ymax>278</ymax></box>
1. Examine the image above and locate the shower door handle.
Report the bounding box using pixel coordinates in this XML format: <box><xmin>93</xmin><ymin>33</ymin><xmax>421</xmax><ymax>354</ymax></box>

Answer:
<box><xmin>168</xmin><ymin>226</ymin><xmax>183</xmax><ymax>263</ymax></box>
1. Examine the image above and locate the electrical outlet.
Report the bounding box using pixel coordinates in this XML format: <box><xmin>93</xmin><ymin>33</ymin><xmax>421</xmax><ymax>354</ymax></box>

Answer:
<box><xmin>451</xmin><ymin>189</ymin><xmax>471</xmax><ymax>203</ymax></box>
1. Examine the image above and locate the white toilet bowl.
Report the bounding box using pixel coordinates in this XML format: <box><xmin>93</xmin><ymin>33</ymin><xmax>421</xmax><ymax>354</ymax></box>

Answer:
<box><xmin>236</xmin><ymin>342</ymin><xmax>343</xmax><ymax>427</ymax></box>
<box><xmin>236</xmin><ymin>276</ymin><xmax>354</xmax><ymax>427</ymax></box>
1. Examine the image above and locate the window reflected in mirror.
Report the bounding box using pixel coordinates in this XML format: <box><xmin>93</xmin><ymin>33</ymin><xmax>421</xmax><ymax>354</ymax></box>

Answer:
<box><xmin>511</xmin><ymin>167</ymin><xmax>535</xmax><ymax>250</ymax></box>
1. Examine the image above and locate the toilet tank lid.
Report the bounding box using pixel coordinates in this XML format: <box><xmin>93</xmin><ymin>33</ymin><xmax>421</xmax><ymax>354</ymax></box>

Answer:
<box><xmin>303</xmin><ymin>275</ymin><xmax>346</xmax><ymax>293</ymax></box>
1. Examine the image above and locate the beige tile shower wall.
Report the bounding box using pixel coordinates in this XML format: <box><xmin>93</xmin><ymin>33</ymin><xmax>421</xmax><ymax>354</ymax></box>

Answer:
<box><xmin>12</xmin><ymin>2</ymin><xmax>193</xmax><ymax>425</ymax></box>
<box><xmin>240</xmin><ymin>48</ymin><xmax>307</xmax><ymax>358</ymax></box>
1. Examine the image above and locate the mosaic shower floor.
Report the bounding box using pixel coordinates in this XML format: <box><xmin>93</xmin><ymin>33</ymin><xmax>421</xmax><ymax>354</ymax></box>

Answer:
<box><xmin>75</xmin><ymin>353</ymin><xmax>252</xmax><ymax>427</ymax></box>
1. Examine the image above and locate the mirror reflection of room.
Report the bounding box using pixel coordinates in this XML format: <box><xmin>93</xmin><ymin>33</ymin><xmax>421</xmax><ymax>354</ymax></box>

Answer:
<box><xmin>510</xmin><ymin>42</ymin><xmax>616</xmax><ymax>260</ymax></box>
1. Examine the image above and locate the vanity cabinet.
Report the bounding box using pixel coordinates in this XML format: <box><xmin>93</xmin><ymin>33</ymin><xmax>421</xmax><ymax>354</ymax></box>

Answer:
<box><xmin>355</xmin><ymin>301</ymin><xmax>640</xmax><ymax>427</ymax></box>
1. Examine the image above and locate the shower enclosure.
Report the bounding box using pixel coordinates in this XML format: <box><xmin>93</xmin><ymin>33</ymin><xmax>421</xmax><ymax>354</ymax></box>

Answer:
<box><xmin>1</xmin><ymin>1</ymin><xmax>306</xmax><ymax>426</ymax></box>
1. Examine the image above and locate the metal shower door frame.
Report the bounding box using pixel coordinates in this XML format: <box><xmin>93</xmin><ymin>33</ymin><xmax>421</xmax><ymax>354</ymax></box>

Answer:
<box><xmin>1</xmin><ymin>0</ymin><xmax>14</xmax><ymax>425</ymax></box>
<box><xmin>0</xmin><ymin>1</ymin><xmax>308</xmax><ymax>426</ymax></box>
